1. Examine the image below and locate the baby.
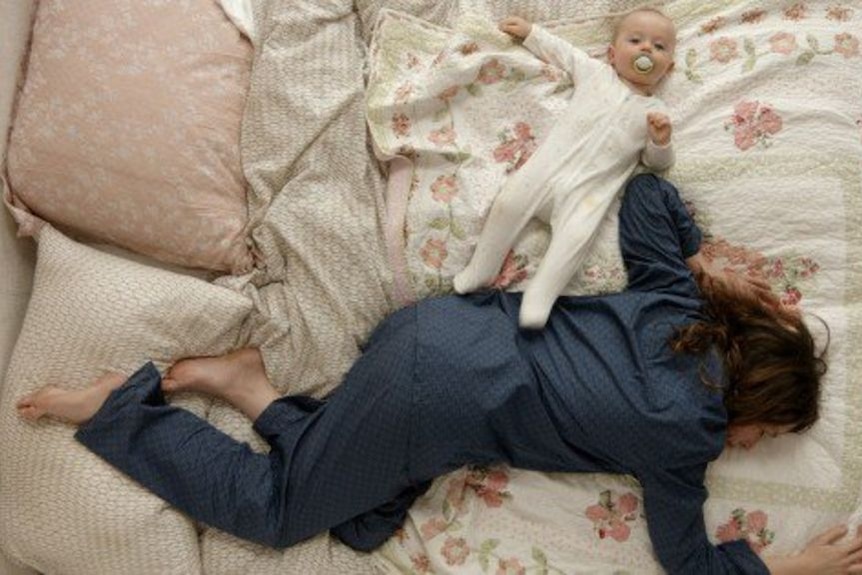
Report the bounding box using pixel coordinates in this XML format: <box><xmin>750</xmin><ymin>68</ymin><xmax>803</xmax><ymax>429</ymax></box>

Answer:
<box><xmin>453</xmin><ymin>8</ymin><xmax>677</xmax><ymax>329</ymax></box>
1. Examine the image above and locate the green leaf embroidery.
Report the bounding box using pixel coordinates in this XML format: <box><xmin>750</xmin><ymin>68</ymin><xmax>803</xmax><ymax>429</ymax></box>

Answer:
<box><xmin>599</xmin><ymin>490</ymin><xmax>612</xmax><ymax>508</ymax></box>
<box><xmin>796</xmin><ymin>51</ymin><xmax>815</xmax><ymax>65</ymax></box>
<box><xmin>428</xmin><ymin>217</ymin><xmax>449</xmax><ymax>230</ymax></box>
<box><xmin>451</xmin><ymin>221</ymin><xmax>467</xmax><ymax>240</ymax></box>
<box><xmin>684</xmin><ymin>49</ymin><xmax>703</xmax><ymax>83</ymax></box>
<box><xmin>466</xmin><ymin>83</ymin><xmax>481</xmax><ymax>96</ymax></box>
<box><xmin>442</xmin><ymin>151</ymin><xmax>472</xmax><ymax>163</ymax></box>
<box><xmin>807</xmin><ymin>34</ymin><xmax>820</xmax><ymax>52</ymax></box>
<box><xmin>532</xmin><ymin>547</ymin><xmax>548</xmax><ymax>567</ymax></box>
<box><xmin>743</xmin><ymin>37</ymin><xmax>757</xmax><ymax>72</ymax></box>
<box><xmin>478</xmin><ymin>539</ymin><xmax>498</xmax><ymax>572</ymax></box>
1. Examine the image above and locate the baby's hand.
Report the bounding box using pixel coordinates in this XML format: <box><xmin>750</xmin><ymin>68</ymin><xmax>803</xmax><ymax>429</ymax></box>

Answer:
<box><xmin>647</xmin><ymin>112</ymin><xmax>672</xmax><ymax>146</ymax></box>
<box><xmin>499</xmin><ymin>16</ymin><xmax>532</xmax><ymax>39</ymax></box>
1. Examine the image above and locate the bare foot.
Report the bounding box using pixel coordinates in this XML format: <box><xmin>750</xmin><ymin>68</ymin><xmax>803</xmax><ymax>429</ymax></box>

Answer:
<box><xmin>16</xmin><ymin>372</ymin><xmax>127</xmax><ymax>425</ymax></box>
<box><xmin>163</xmin><ymin>348</ymin><xmax>279</xmax><ymax>421</ymax></box>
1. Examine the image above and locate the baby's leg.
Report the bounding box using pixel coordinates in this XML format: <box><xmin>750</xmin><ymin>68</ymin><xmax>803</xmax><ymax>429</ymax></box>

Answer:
<box><xmin>519</xmin><ymin>194</ymin><xmax>610</xmax><ymax>329</ymax></box>
<box><xmin>454</xmin><ymin>179</ymin><xmax>550</xmax><ymax>294</ymax></box>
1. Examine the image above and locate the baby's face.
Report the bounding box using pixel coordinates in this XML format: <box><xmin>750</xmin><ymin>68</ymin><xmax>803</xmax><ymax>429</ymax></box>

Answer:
<box><xmin>608</xmin><ymin>11</ymin><xmax>676</xmax><ymax>94</ymax></box>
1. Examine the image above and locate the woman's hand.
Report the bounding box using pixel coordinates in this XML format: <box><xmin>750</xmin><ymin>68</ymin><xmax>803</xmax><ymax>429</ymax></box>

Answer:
<box><xmin>765</xmin><ymin>525</ymin><xmax>862</xmax><ymax>575</ymax></box>
<box><xmin>686</xmin><ymin>252</ymin><xmax>777</xmax><ymax>310</ymax></box>
<box><xmin>498</xmin><ymin>16</ymin><xmax>532</xmax><ymax>39</ymax></box>
<box><xmin>647</xmin><ymin>112</ymin><xmax>672</xmax><ymax>146</ymax></box>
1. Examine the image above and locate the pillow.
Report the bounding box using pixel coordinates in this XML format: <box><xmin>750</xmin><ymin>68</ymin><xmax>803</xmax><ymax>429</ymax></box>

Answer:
<box><xmin>0</xmin><ymin>226</ymin><xmax>253</xmax><ymax>574</ymax></box>
<box><xmin>5</xmin><ymin>0</ymin><xmax>255</xmax><ymax>273</ymax></box>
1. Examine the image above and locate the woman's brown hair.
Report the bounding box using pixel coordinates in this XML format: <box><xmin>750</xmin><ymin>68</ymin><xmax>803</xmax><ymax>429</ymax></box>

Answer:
<box><xmin>671</xmin><ymin>268</ymin><xmax>828</xmax><ymax>432</ymax></box>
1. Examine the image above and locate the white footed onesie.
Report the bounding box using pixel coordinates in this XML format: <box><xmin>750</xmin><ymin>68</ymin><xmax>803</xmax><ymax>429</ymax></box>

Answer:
<box><xmin>453</xmin><ymin>25</ymin><xmax>675</xmax><ymax>328</ymax></box>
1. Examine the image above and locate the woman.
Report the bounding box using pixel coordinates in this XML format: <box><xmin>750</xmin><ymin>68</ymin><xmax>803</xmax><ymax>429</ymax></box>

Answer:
<box><xmin>19</xmin><ymin>175</ymin><xmax>858</xmax><ymax>574</ymax></box>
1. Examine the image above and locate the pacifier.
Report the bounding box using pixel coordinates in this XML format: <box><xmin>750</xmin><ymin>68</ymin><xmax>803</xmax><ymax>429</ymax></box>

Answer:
<box><xmin>632</xmin><ymin>54</ymin><xmax>654</xmax><ymax>75</ymax></box>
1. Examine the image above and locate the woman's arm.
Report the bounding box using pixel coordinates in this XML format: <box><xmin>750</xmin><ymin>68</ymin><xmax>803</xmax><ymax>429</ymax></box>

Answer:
<box><xmin>639</xmin><ymin>466</ymin><xmax>771</xmax><ymax>574</ymax></box>
<box><xmin>641</xmin><ymin>467</ymin><xmax>862</xmax><ymax>574</ymax></box>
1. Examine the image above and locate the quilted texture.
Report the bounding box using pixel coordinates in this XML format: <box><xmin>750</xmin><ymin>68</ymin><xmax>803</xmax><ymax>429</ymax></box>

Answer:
<box><xmin>5</xmin><ymin>0</ymin><xmax>255</xmax><ymax>273</ymax></box>
<box><xmin>0</xmin><ymin>226</ymin><xmax>252</xmax><ymax>575</ymax></box>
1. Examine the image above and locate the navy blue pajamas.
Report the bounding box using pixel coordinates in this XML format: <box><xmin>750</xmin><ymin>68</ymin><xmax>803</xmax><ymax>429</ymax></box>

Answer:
<box><xmin>76</xmin><ymin>175</ymin><xmax>769</xmax><ymax>574</ymax></box>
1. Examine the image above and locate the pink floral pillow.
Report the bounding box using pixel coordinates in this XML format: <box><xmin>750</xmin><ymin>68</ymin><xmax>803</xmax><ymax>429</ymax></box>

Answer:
<box><xmin>6</xmin><ymin>0</ymin><xmax>255</xmax><ymax>273</ymax></box>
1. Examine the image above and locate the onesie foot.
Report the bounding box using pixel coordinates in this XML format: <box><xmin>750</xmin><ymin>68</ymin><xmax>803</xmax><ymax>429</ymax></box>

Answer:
<box><xmin>453</xmin><ymin>268</ymin><xmax>483</xmax><ymax>294</ymax></box>
<box><xmin>518</xmin><ymin>298</ymin><xmax>553</xmax><ymax>330</ymax></box>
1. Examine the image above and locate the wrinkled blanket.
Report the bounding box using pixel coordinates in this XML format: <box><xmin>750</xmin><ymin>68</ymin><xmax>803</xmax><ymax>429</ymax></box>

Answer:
<box><xmin>367</xmin><ymin>0</ymin><xmax>862</xmax><ymax>573</ymax></box>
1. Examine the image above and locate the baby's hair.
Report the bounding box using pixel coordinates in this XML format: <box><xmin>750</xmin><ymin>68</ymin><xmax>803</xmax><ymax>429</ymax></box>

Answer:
<box><xmin>611</xmin><ymin>7</ymin><xmax>675</xmax><ymax>42</ymax></box>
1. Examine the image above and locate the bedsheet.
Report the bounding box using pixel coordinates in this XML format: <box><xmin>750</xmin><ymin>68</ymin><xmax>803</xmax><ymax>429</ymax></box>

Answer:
<box><xmin>197</xmin><ymin>0</ymin><xmax>391</xmax><ymax>573</ymax></box>
<box><xmin>367</xmin><ymin>0</ymin><xmax>862</xmax><ymax>573</ymax></box>
<box><xmin>2</xmin><ymin>0</ymin><xmax>861</xmax><ymax>573</ymax></box>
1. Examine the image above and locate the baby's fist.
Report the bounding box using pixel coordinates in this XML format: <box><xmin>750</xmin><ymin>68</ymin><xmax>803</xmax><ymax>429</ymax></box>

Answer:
<box><xmin>647</xmin><ymin>113</ymin><xmax>672</xmax><ymax>146</ymax></box>
<box><xmin>499</xmin><ymin>16</ymin><xmax>532</xmax><ymax>39</ymax></box>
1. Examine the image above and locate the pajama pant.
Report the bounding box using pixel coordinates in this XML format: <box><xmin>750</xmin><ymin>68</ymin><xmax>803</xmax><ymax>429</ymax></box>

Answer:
<box><xmin>75</xmin><ymin>308</ymin><xmax>431</xmax><ymax>552</ymax></box>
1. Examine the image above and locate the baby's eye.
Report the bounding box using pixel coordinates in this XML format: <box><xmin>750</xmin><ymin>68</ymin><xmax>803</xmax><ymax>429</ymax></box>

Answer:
<box><xmin>629</xmin><ymin>38</ymin><xmax>640</xmax><ymax>44</ymax></box>
<box><xmin>655</xmin><ymin>43</ymin><xmax>666</xmax><ymax>51</ymax></box>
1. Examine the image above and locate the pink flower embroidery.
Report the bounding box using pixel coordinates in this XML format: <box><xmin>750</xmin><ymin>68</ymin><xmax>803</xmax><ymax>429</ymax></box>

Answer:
<box><xmin>783</xmin><ymin>3</ymin><xmax>807</xmax><ymax>20</ymax></box>
<box><xmin>827</xmin><ymin>5</ymin><xmax>853</xmax><ymax>22</ymax></box>
<box><xmin>741</xmin><ymin>9</ymin><xmax>767</xmax><ymax>24</ymax></box>
<box><xmin>769</xmin><ymin>32</ymin><xmax>797</xmax><ymax>55</ymax></box>
<box><xmin>441</xmin><ymin>537</ymin><xmax>471</xmax><ymax>566</ymax></box>
<box><xmin>585</xmin><ymin>490</ymin><xmax>642</xmax><ymax>542</ymax></box>
<box><xmin>492</xmin><ymin>251</ymin><xmax>529</xmax><ymax>289</ymax></box>
<box><xmin>458</xmin><ymin>41</ymin><xmax>480</xmax><ymax>55</ymax></box>
<box><xmin>496</xmin><ymin>557</ymin><xmax>526</xmax><ymax>575</ymax></box>
<box><xmin>699</xmin><ymin>235</ymin><xmax>819</xmax><ymax>310</ymax></box>
<box><xmin>391</xmin><ymin>113</ymin><xmax>411</xmax><ymax>137</ymax></box>
<box><xmin>477</xmin><ymin>58</ymin><xmax>507</xmax><ymax>84</ymax></box>
<box><xmin>411</xmin><ymin>553</ymin><xmax>432</xmax><ymax>573</ymax></box>
<box><xmin>493</xmin><ymin>122</ymin><xmax>537</xmax><ymax>173</ymax></box>
<box><xmin>465</xmin><ymin>467</ymin><xmax>510</xmax><ymax>508</ymax></box>
<box><xmin>540</xmin><ymin>64</ymin><xmax>563</xmax><ymax>83</ymax></box>
<box><xmin>710</xmin><ymin>37</ymin><xmax>739</xmax><ymax>63</ymax></box>
<box><xmin>437</xmin><ymin>85</ymin><xmax>460</xmax><ymax>102</ymax></box>
<box><xmin>420</xmin><ymin>516</ymin><xmax>448</xmax><ymax>540</ymax></box>
<box><xmin>420</xmin><ymin>238</ymin><xmax>448</xmax><ymax>269</ymax></box>
<box><xmin>428</xmin><ymin>126</ymin><xmax>457</xmax><ymax>147</ymax></box>
<box><xmin>430</xmin><ymin>174</ymin><xmax>458</xmax><ymax>203</ymax></box>
<box><xmin>725</xmin><ymin>100</ymin><xmax>783</xmax><ymax>151</ymax></box>
<box><xmin>716</xmin><ymin>508</ymin><xmax>776</xmax><ymax>554</ymax></box>
<box><xmin>395</xmin><ymin>82</ymin><xmax>414</xmax><ymax>104</ymax></box>
<box><xmin>834</xmin><ymin>33</ymin><xmax>860</xmax><ymax>58</ymax></box>
<box><xmin>781</xmin><ymin>287</ymin><xmax>802</xmax><ymax>308</ymax></box>
<box><xmin>700</xmin><ymin>17</ymin><xmax>726</xmax><ymax>35</ymax></box>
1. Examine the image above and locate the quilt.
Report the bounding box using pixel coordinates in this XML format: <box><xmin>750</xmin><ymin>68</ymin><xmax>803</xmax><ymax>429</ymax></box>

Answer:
<box><xmin>367</xmin><ymin>1</ymin><xmax>862</xmax><ymax>573</ymax></box>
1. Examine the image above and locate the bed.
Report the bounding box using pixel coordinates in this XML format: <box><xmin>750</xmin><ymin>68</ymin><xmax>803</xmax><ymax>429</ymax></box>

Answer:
<box><xmin>0</xmin><ymin>0</ymin><xmax>860</xmax><ymax>573</ymax></box>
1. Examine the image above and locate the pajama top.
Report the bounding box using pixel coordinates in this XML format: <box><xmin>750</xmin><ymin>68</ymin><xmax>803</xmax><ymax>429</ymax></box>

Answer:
<box><xmin>76</xmin><ymin>175</ymin><xmax>768</xmax><ymax>574</ymax></box>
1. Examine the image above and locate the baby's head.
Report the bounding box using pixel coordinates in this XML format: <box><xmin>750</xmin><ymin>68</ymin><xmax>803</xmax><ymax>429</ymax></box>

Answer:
<box><xmin>608</xmin><ymin>8</ymin><xmax>676</xmax><ymax>94</ymax></box>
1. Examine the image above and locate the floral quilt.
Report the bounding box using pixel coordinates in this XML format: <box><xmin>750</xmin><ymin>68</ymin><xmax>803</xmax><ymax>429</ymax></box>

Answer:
<box><xmin>367</xmin><ymin>0</ymin><xmax>862</xmax><ymax>573</ymax></box>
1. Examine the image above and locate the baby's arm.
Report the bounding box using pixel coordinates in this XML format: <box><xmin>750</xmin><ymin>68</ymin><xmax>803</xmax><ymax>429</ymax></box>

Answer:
<box><xmin>641</xmin><ymin>112</ymin><xmax>675</xmax><ymax>170</ymax></box>
<box><xmin>499</xmin><ymin>16</ymin><xmax>603</xmax><ymax>81</ymax></box>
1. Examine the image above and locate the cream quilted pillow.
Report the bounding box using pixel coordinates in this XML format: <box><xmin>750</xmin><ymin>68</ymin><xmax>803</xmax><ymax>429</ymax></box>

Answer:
<box><xmin>6</xmin><ymin>0</ymin><xmax>255</xmax><ymax>273</ymax></box>
<box><xmin>0</xmin><ymin>226</ymin><xmax>253</xmax><ymax>575</ymax></box>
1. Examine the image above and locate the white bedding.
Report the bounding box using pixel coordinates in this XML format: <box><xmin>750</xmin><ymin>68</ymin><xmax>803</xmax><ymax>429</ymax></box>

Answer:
<box><xmin>1</xmin><ymin>0</ymin><xmax>861</xmax><ymax>573</ymax></box>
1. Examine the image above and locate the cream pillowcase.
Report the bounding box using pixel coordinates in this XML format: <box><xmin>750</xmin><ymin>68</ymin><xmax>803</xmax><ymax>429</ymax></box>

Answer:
<box><xmin>0</xmin><ymin>226</ymin><xmax>252</xmax><ymax>575</ymax></box>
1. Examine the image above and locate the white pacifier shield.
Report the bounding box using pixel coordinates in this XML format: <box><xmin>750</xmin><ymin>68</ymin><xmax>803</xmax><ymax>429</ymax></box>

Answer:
<box><xmin>632</xmin><ymin>54</ymin><xmax>654</xmax><ymax>74</ymax></box>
